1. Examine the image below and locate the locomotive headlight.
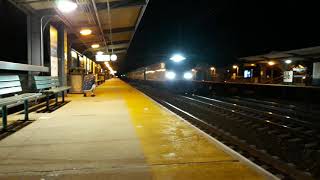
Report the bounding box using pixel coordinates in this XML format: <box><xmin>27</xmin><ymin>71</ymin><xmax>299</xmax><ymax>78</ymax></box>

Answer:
<box><xmin>183</xmin><ymin>72</ymin><xmax>193</xmax><ymax>80</ymax></box>
<box><xmin>165</xmin><ymin>71</ymin><xmax>176</xmax><ymax>80</ymax></box>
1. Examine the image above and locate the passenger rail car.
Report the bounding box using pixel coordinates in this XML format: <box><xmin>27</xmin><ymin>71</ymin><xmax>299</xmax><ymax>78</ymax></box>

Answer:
<box><xmin>127</xmin><ymin>61</ymin><xmax>195</xmax><ymax>81</ymax></box>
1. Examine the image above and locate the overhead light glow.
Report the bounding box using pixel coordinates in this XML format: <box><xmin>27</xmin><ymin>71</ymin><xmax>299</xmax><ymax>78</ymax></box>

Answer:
<box><xmin>233</xmin><ymin>65</ymin><xmax>238</xmax><ymax>69</ymax></box>
<box><xmin>156</xmin><ymin>68</ymin><xmax>166</xmax><ymax>72</ymax></box>
<box><xmin>210</xmin><ymin>67</ymin><xmax>215</xmax><ymax>71</ymax></box>
<box><xmin>268</xmin><ymin>61</ymin><xmax>275</xmax><ymax>66</ymax></box>
<box><xmin>91</xmin><ymin>44</ymin><xmax>100</xmax><ymax>49</ymax></box>
<box><xmin>96</xmin><ymin>51</ymin><xmax>104</xmax><ymax>55</ymax></box>
<box><xmin>285</xmin><ymin>59</ymin><xmax>292</xmax><ymax>64</ymax></box>
<box><xmin>170</xmin><ymin>54</ymin><xmax>186</xmax><ymax>62</ymax></box>
<box><xmin>104</xmin><ymin>62</ymin><xmax>116</xmax><ymax>75</ymax></box>
<box><xmin>146</xmin><ymin>70</ymin><xmax>155</xmax><ymax>74</ymax></box>
<box><xmin>111</xmin><ymin>54</ymin><xmax>117</xmax><ymax>61</ymax></box>
<box><xmin>183</xmin><ymin>72</ymin><xmax>193</xmax><ymax>80</ymax></box>
<box><xmin>56</xmin><ymin>0</ymin><xmax>77</xmax><ymax>13</ymax></box>
<box><xmin>80</xmin><ymin>29</ymin><xmax>92</xmax><ymax>36</ymax></box>
<box><xmin>165</xmin><ymin>71</ymin><xmax>176</xmax><ymax>80</ymax></box>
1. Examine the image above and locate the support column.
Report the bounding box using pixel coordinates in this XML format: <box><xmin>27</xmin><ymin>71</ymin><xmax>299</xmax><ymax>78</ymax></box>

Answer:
<box><xmin>29</xmin><ymin>15</ymin><xmax>42</xmax><ymax>67</ymax></box>
<box><xmin>27</xmin><ymin>15</ymin><xmax>42</xmax><ymax>89</ymax></box>
<box><xmin>312</xmin><ymin>62</ymin><xmax>320</xmax><ymax>86</ymax></box>
<box><xmin>57</xmin><ymin>23</ymin><xmax>68</xmax><ymax>86</ymax></box>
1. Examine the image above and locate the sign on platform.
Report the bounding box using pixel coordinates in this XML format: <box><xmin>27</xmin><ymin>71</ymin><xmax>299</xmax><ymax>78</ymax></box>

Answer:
<box><xmin>96</xmin><ymin>55</ymin><xmax>110</xmax><ymax>62</ymax></box>
<box><xmin>283</xmin><ymin>71</ymin><xmax>293</xmax><ymax>83</ymax></box>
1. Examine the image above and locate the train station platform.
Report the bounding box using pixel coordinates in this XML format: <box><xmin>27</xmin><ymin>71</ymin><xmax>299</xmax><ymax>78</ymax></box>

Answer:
<box><xmin>0</xmin><ymin>78</ymin><xmax>276</xmax><ymax>179</ymax></box>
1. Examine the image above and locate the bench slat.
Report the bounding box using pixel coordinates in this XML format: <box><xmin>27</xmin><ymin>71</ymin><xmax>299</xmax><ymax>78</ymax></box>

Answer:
<box><xmin>36</xmin><ymin>84</ymin><xmax>57</xmax><ymax>90</ymax></box>
<box><xmin>0</xmin><ymin>81</ymin><xmax>21</xmax><ymax>89</ymax></box>
<box><xmin>0</xmin><ymin>86</ymin><xmax>22</xmax><ymax>96</ymax></box>
<box><xmin>34</xmin><ymin>76</ymin><xmax>59</xmax><ymax>81</ymax></box>
<box><xmin>0</xmin><ymin>75</ymin><xmax>19</xmax><ymax>82</ymax></box>
<box><xmin>43</xmin><ymin>86</ymin><xmax>71</xmax><ymax>94</ymax></box>
<box><xmin>34</xmin><ymin>76</ymin><xmax>60</xmax><ymax>90</ymax></box>
<box><xmin>0</xmin><ymin>93</ymin><xmax>42</xmax><ymax>107</ymax></box>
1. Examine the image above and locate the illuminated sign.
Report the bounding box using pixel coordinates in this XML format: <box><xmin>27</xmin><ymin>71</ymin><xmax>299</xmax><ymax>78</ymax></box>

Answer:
<box><xmin>95</xmin><ymin>55</ymin><xmax>111</xmax><ymax>62</ymax></box>
<box><xmin>244</xmin><ymin>69</ymin><xmax>252</xmax><ymax>78</ymax></box>
<box><xmin>50</xmin><ymin>26</ymin><xmax>58</xmax><ymax>77</ymax></box>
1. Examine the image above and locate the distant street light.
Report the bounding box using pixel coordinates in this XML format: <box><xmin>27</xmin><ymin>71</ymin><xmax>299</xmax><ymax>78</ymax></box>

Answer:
<box><xmin>232</xmin><ymin>65</ymin><xmax>239</xmax><ymax>77</ymax></box>
<box><xmin>210</xmin><ymin>67</ymin><xmax>216</xmax><ymax>77</ymax></box>
<box><xmin>285</xmin><ymin>59</ymin><xmax>292</xmax><ymax>64</ymax></box>
<box><xmin>170</xmin><ymin>54</ymin><xmax>186</xmax><ymax>62</ymax></box>
<box><xmin>56</xmin><ymin>0</ymin><xmax>78</xmax><ymax>13</ymax></box>
<box><xmin>268</xmin><ymin>61</ymin><xmax>275</xmax><ymax>82</ymax></box>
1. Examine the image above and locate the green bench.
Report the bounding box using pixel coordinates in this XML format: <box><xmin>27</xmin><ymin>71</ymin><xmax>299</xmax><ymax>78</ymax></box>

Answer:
<box><xmin>0</xmin><ymin>75</ymin><xmax>42</xmax><ymax>130</ymax></box>
<box><xmin>34</xmin><ymin>76</ymin><xmax>71</xmax><ymax>111</ymax></box>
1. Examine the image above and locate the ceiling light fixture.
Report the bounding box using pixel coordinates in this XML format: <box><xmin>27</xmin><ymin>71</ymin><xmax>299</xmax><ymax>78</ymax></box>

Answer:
<box><xmin>56</xmin><ymin>0</ymin><xmax>78</xmax><ymax>13</ymax></box>
<box><xmin>268</xmin><ymin>61</ymin><xmax>275</xmax><ymax>66</ymax></box>
<box><xmin>80</xmin><ymin>29</ymin><xmax>92</xmax><ymax>36</ymax></box>
<box><xmin>91</xmin><ymin>44</ymin><xmax>100</xmax><ymax>49</ymax></box>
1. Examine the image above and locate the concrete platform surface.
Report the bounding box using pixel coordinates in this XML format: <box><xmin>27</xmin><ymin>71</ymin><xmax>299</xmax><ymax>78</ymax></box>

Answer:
<box><xmin>0</xmin><ymin>78</ymin><xmax>277</xmax><ymax>179</ymax></box>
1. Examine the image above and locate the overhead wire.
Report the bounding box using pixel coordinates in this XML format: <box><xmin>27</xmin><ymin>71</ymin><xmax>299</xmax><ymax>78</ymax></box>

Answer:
<box><xmin>90</xmin><ymin>0</ymin><xmax>108</xmax><ymax>53</ymax></box>
<box><xmin>106</xmin><ymin>0</ymin><xmax>114</xmax><ymax>54</ymax></box>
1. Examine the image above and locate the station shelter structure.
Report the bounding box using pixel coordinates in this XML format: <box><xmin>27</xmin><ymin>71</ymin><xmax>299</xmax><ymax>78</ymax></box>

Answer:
<box><xmin>0</xmin><ymin>0</ymin><xmax>149</xmax><ymax>92</ymax></box>
<box><xmin>236</xmin><ymin>46</ymin><xmax>320</xmax><ymax>86</ymax></box>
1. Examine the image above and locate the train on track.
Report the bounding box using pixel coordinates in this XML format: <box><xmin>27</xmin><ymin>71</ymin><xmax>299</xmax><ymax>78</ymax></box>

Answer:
<box><xmin>126</xmin><ymin>58</ymin><xmax>224</xmax><ymax>82</ymax></box>
<box><xmin>127</xmin><ymin>60</ymin><xmax>195</xmax><ymax>81</ymax></box>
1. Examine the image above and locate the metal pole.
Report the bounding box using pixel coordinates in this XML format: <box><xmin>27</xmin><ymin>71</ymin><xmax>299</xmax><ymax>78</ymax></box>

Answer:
<box><xmin>40</xmin><ymin>15</ymin><xmax>54</xmax><ymax>67</ymax></box>
<box><xmin>40</xmin><ymin>15</ymin><xmax>64</xmax><ymax>67</ymax></box>
<box><xmin>91</xmin><ymin>0</ymin><xmax>108</xmax><ymax>53</ymax></box>
<box><xmin>40</xmin><ymin>16</ymin><xmax>45</xmax><ymax>66</ymax></box>
<box><xmin>2</xmin><ymin>106</ymin><xmax>7</xmax><ymax>131</ymax></box>
<box><xmin>24</xmin><ymin>100</ymin><xmax>29</xmax><ymax>121</ymax></box>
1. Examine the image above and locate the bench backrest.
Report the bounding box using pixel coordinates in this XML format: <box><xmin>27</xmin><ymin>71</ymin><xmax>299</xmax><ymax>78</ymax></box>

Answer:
<box><xmin>34</xmin><ymin>76</ymin><xmax>60</xmax><ymax>90</ymax></box>
<box><xmin>0</xmin><ymin>75</ymin><xmax>22</xmax><ymax>96</ymax></box>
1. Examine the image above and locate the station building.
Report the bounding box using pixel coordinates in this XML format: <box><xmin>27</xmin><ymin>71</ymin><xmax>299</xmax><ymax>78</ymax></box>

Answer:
<box><xmin>234</xmin><ymin>46</ymin><xmax>320</xmax><ymax>86</ymax></box>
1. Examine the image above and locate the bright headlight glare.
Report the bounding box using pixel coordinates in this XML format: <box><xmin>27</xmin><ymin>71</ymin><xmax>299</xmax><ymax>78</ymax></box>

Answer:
<box><xmin>170</xmin><ymin>54</ymin><xmax>186</xmax><ymax>62</ymax></box>
<box><xmin>183</xmin><ymin>72</ymin><xmax>193</xmax><ymax>80</ymax></box>
<box><xmin>165</xmin><ymin>71</ymin><xmax>176</xmax><ymax>80</ymax></box>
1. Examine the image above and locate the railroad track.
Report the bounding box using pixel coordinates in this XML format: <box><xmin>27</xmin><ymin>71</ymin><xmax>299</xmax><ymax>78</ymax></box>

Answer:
<box><xmin>208</xmin><ymin>95</ymin><xmax>320</xmax><ymax>124</ymax></box>
<box><xmin>132</xmin><ymin>82</ymin><xmax>319</xmax><ymax>180</ymax></box>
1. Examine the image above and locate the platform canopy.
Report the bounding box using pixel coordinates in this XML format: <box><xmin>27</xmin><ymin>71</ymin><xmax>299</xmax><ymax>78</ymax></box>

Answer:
<box><xmin>11</xmin><ymin>0</ymin><xmax>148</xmax><ymax>61</ymax></box>
<box><xmin>240</xmin><ymin>46</ymin><xmax>320</xmax><ymax>62</ymax></box>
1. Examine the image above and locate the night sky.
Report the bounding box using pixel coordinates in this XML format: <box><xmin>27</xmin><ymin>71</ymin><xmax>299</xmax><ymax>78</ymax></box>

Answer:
<box><xmin>120</xmin><ymin>0</ymin><xmax>320</xmax><ymax>73</ymax></box>
<box><xmin>1</xmin><ymin>0</ymin><xmax>320</xmax><ymax>73</ymax></box>
<box><xmin>0</xmin><ymin>0</ymin><xmax>27</xmax><ymax>64</ymax></box>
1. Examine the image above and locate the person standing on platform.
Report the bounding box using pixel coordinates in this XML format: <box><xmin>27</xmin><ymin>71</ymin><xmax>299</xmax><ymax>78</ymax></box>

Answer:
<box><xmin>83</xmin><ymin>72</ymin><xmax>96</xmax><ymax>97</ymax></box>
